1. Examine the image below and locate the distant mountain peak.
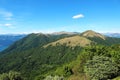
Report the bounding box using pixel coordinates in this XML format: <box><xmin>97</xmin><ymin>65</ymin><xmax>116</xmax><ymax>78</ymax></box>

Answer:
<box><xmin>81</xmin><ymin>30</ymin><xmax>106</xmax><ymax>40</ymax></box>
<box><xmin>51</xmin><ymin>31</ymin><xmax>77</xmax><ymax>35</ymax></box>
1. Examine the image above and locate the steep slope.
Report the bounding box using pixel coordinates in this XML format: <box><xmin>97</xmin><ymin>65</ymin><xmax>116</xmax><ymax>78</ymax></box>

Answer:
<box><xmin>1</xmin><ymin>33</ymin><xmax>75</xmax><ymax>54</ymax></box>
<box><xmin>81</xmin><ymin>30</ymin><xmax>106</xmax><ymax>40</ymax></box>
<box><xmin>44</xmin><ymin>35</ymin><xmax>94</xmax><ymax>47</ymax></box>
<box><xmin>0</xmin><ymin>30</ymin><xmax>120</xmax><ymax>80</ymax></box>
<box><xmin>81</xmin><ymin>30</ymin><xmax>120</xmax><ymax>45</ymax></box>
<box><xmin>0</xmin><ymin>33</ymin><xmax>80</xmax><ymax>79</ymax></box>
<box><xmin>0</xmin><ymin>42</ymin><xmax>82</xmax><ymax>80</ymax></box>
<box><xmin>2</xmin><ymin>33</ymin><xmax>52</xmax><ymax>53</ymax></box>
<box><xmin>43</xmin><ymin>45</ymin><xmax>120</xmax><ymax>80</ymax></box>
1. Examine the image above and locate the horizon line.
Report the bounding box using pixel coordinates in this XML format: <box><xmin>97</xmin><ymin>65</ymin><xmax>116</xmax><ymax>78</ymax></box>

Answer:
<box><xmin>0</xmin><ymin>30</ymin><xmax>120</xmax><ymax>35</ymax></box>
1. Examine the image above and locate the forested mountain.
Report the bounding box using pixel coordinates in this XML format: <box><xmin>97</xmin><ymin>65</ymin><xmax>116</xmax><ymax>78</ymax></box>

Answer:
<box><xmin>0</xmin><ymin>34</ymin><xmax>26</xmax><ymax>51</ymax></box>
<box><xmin>0</xmin><ymin>30</ymin><xmax>120</xmax><ymax>80</ymax></box>
<box><xmin>1</xmin><ymin>33</ymin><xmax>75</xmax><ymax>54</ymax></box>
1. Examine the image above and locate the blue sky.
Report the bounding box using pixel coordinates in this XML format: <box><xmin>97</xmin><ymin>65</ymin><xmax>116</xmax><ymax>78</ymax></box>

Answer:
<box><xmin>0</xmin><ymin>0</ymin><xmax>120</xmax><ymax>34</ymax></box>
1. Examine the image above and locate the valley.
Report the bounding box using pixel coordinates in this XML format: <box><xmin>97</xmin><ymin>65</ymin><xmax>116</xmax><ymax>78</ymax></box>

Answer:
<box><xmin>0</xmin><ymin>30</ymin><xmax>120</xmax><ymax>80</ymax></box>
<box><xmin>0</xmin><ymin>35</ymin><xmax>26</xmax><ymax>51</ymax></box>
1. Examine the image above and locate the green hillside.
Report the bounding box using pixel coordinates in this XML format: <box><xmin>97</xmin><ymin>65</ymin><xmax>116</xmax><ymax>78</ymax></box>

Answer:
<box><xmin>1</xmin><ymin>33</ymin><xmax>75</xmax><ymax>55</ymax></box>
<box><xmin>0</xmin><ymin>30</ymin><xmax>120</xmax><ymax>80</ymax></box>
<box><xmin>44</xmin><ymin>35</ymin><xmax>93</xmax><ymax>47</ymax></box>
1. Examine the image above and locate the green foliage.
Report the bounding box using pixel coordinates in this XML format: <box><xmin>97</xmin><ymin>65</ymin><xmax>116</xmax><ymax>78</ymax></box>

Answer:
<box><xmin>1</xmin><ymin>33</ymin><xmax>74</xmax><ymax>54</ymax></box>
<box><xmin>1</xmin><ymin>44</ymin><xmax>120</xmax><ymax>80</ymax></box>
<box><xmin>0</xmin><ymin>45</ymin><xmax>82</xmax><ymax>80</ymax></box>
<box><xmin>44</xmin><ymin>75</ymin><xmax>64</xmax><ymax>80</ymax></box>
<box><xmin>87</xmin><ymin>37</ymin><xmax>120</xmax><ymax>46</ymax></box>
<box><xmin>63</xmin><ymin>66</ymin><xmax>73</xmax><ymax>77</ymax></box>
<box><xmin>84</xmin><ymin>56</ymin><xmax>119</xmax><ymax>80</ymax></box>
<box><xmin>0</xmin><ymin>71</ymin><xmax>23</xmax><ymax>80</ymax></box>
<box><xmin>0</xmin><ymin>32</ymin><xmax>120</xmax><ymax>80</ymax></box>
<box><xmin>113</xmin><ymin>76</ymin><xmax>120</xmax><ymax>80</ymax></box>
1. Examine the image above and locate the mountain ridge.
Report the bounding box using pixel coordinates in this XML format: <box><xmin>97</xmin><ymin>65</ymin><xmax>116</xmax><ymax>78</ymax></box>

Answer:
<box><xmin>0</xmin><ymin>30</ymin><xmax>120</xmax><ymax>80</ymax></box>
<box><xmin>1</xmin><ymin>30</ymin><xmax>120</xmax><ymax>54</ymax></box>
<box><xmin>44</xmin><ymin>35</ymin><xmax>94</xmax><ymax>47</ymax></box>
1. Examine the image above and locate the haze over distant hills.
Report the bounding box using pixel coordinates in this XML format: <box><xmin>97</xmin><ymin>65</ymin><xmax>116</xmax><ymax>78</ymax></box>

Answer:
<box><xmin>0</xmin><ymin>34</ymin><xmax>26</xmax><ymax>51</ymax></box>
<box><xmin>104</xmin><ymin>33</ymin><xmax>120</xmax><ymax>38</ymax></box>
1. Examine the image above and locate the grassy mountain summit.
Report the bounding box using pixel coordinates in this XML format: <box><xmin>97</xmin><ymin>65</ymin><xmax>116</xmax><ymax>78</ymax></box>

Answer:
<box><xmin>44</xmin><ymin>35</ymin><xmax>93</xmax><ymax>47</ymax></box>
<box><xmin>81</xmin><ymin>30</ymin><xmax>106</xmax><ymax>40</ymax></box>
<box><xmin>0</xmin><ymin>30</ymin><xmax>120</xmax><ymax>80</ymax></box>
<box><xmin>81</xmin><ymin>30</ymin><xmax>120</xmax><ymax>46</ymax></box>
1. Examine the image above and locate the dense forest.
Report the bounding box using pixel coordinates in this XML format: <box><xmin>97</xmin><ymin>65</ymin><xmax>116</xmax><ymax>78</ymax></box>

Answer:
<box><xmin>0</xmin><ymin>30</ymin><xmax>120</xmax><ymax>80</ymax></box>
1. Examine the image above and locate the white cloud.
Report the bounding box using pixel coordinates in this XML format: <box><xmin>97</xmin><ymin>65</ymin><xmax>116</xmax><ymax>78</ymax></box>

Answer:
<box><xmin>0</xmin><ymin>9</ymin><xmax>13</xmax><ymax>20</ymax></box>
<box><xmin>4</xmin><ymin>23</ymin><xmax>12</xmax><ymax>27</ymax></box>
<box><xmin>0</xmin><ymin>9</ymin><xmax>15</xmax><ymax>29</ymax></box>
<box><xmin>72</xmin><ymin>14</ymin><xmax>84</xmax><ymax>19</ymax></box>
<box><xmin>0</xmin><ymin>23</ymin><xmax>15</xmax><ymax>28</ymax></box>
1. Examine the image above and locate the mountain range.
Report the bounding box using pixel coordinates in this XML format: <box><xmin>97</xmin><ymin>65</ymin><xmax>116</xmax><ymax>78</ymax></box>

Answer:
<box><xmin>0</xmin><ymin>31</ymin><xmax>120</xmax><ymax>52</ymax></box>
<box><xmin>0</xmin><ymin>30</ymin><xmax>120</xmax><ymax>80</ymax></box>
<box><xmin>104</xmin><ymin>33</ymin><xmax>120</xmax><ymax>38</ymax></box>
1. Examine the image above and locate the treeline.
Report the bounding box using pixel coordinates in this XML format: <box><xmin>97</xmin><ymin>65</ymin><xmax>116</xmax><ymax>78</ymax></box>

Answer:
<box><xmin>0</xmin><ymin>44</ymin><xmax>82</xmax><ymax>80</ymax></box>
<box><xmin>0</xmin><ymin>45</ymin><xmax>120</xmax><ymax>80</ymax></box>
